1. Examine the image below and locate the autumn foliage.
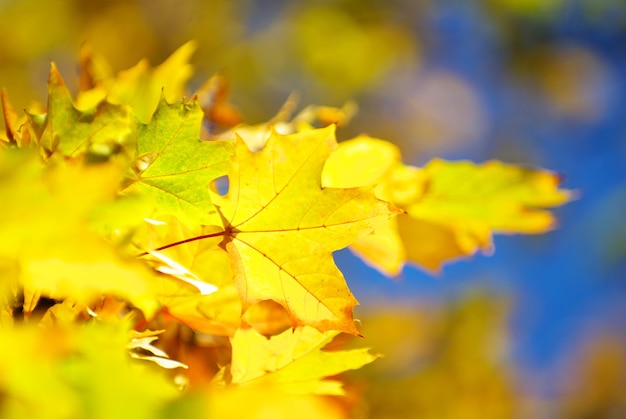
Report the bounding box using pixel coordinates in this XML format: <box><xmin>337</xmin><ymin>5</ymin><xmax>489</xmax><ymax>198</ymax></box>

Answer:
<box><xmin>0</xmin><ymin>43</ymin><xmax>571</xmax><ymax>418</ymax></box>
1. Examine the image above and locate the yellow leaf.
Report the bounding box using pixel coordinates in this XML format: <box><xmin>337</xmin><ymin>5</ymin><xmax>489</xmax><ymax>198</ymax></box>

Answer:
<box><xmin>398</xmin><ymin>217</ymin><xmax>475</xmax><ymax>272</ymax></box>
<box><xmin>0</xmin><ymin>149</ymin><xmax>160</xmax><ymax>317</ymax></box>
<box><xmin>77</xmin><ymin>42</ymin><xmax>197</xmax><ymax>123</ymax></box>
<box><xmin>322</xmin><ymin>137</ymin><xmax>573</xmax><ymax>274</ymax></box>
<box><xmin>0</xmin><ymin>321</ymin><xmax>177</xmax><ymax>419</ymax></box>
<box><xmin>322</xmin><ymin>135</ymin><xmax>400</xmax><ymax>189</ymax></box>
<box><xmin>322</xmin><ymin>136</ymin><xmax>409</xmax><ymax>275</ymax></box>
<box><xmin>206</xmin><ymin>386</ymin><xmax>346</xmax><ymax>419</ymax></box>
<box><xmin>137</xmin><ymin>218</ymin><xmax>241</xmax><ymax>336</ymax></box>
<box><xmin>348</xmin><ymin>217</ymin><xmax>406</xmax><ymax>276</ymax></box>
<box><xmin>214</xmin><ymin>126</ymin><xmax>400</xmax><ymax>334</ymax></box>
<box><xmin>225</xmin><ymin>326</ymin><xmax>378</xmax><ymax>395</ymax></box>
<box><xmin>413</xmin><ymin>158</ymin><xmax>572</xmax><ymax>232</ymax></box>
<box><xmin>404</xmin><ymin>159</ymin><xmax>574</xmax><ymax>271</ymax></box>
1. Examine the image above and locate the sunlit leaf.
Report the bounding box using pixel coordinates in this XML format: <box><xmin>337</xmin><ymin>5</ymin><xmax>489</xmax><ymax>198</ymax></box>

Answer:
<box><xmin>0</xmin><ymin>148</ymin><xmax>160</xmax><ymax>317</ymax></box>
<box><xmin>0</xmin><ymin>321</ymin><xmax>178</xmax><ymax>419</ymax></box>
<box><xmin>323</xmin><ymin>136</ymin><xmax>573</xmax><ymax>273</ymax></box>
<box><xmin>123</xmin><ymin>96</ymin><xmax>233</xmax><ymax>226</ymax></box>
<box><xmin>37</xmin><ymin>63</ymin><xmax>134</xmax><ymax>158</ymax></box>
<box><xmin>205</xmin><ymin>386</ymin><xmax>346</xmax><ymax>419</ymax></box>
<box><xmin>403</xmin><ymin>158</ymin><xmax>573</xmax><ymax>271</ymax></box>
<box><xmin>1</xmin><ymin>88</ymin><xmax>33</xmax><ymax>148</ymax></box>
<box><xmin>80</xmin><ymin>41</ymin><xmax>197</xmax><ymax>123</ymax></box>
<box><xmin>224</xmin><ymin>326</ymin><xmax>378</xmax><ymax>395</ymax></box>
<box><xmin>213</xmin><ymin>126</ymin><xmax>400</xmax><ymax>334</ymax></box>
<box><xmin>135</xmin><ymin>217</ymin><xmax>241</xmax><ymax>335</ymax></box>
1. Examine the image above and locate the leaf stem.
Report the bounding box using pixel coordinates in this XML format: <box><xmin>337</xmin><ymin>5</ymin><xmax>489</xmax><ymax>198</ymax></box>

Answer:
<box><xmin>137</xmin><ymin>230</ymin><xmax>226</xmax><ymax>257</ymax></box>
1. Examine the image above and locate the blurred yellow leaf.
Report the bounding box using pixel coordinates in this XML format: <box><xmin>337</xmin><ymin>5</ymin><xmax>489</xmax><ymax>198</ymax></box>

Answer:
<box><xmin>206</xmin><ymin>385</ymin><xmax>346</xmax><ymax>419</ymax></box>
<box><xmin>78</xmin><ymin>41</ymin><xmax>197</xmax><ymax>123</ymax></box>
<box><xmin>405</xmin><ymin>158</ymin><xmax>573</xmax><ymax>270</ymax></box>
<box><xmin>323</xmin><ymin>137</ymin><xmax>573</xmax><ymax>273</ymax></box>
<box><xmin>0</xmin><ymin>148</ymin><xmax>160</xmax><ymax>317</ymax></box>
<box><xmin>352</xmin><ymin>293</ymin><xmax>520</xmax><ymax>419</ymax></box>
<box><xmin>292</xmin><ymin>5</ymin><xmax>415</xmax><ymax>98</ymax></box>
<box><xmin>322</xmin><ymin>135</ymin><xmax>400</xmax><ymax>189</ymax></box>
<box><xmin>0</xmin><ymin>321</ymin><xmax>178</xmax><ymax>419</ymax></box>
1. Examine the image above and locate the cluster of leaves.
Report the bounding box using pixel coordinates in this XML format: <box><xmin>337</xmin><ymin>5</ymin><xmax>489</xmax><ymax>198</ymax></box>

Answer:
<box><xmin>0</xmin><ymin>43</ymin><xmax>571</xmax><ymax>417</ymax></box>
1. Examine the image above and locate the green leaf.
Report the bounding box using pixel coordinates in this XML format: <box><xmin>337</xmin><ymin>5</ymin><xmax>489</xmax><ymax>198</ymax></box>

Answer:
<box><xmin>124</xmin><ymin>96</ymin><xmax>233</xmax><ymax>226</ymax></box>
<box><xmin>38</xmin><ymin>63</ymin><xmax>134</xmax><ymax>158</ymax></box>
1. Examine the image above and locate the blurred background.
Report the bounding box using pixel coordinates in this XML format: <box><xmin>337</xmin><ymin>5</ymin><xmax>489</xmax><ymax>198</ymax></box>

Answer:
<box><xmin>1</xmin><ymin>0</ymin><xmax>625</xmax><ymax>417</ymax></box>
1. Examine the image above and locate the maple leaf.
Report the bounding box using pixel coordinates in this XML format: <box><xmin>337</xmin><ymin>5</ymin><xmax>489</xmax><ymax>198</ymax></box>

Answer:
<box><xmin>322</xmin><ymin>136</ymin><xmax>573</xmax><ymax>274</ymax></box>
<box><xmin>35</xmin><ymin>63</ymin><xmax>134</xmax><ymax>158</ymax></box>
<box><xmin>399</xmin><ymin>158</ymin><xmax>574</xmax><ymax>271</ymax></box>
<box><xmin>138</xmin><ymin>219</ymin><xmax>293</xmax><ymax>336</ymax></box>
<box><xmin>212</xmin><ymin>126</ymin><xmax>400</xmax><ymax>334</ymax></box>
<box><xmin>321</xmin><ymin>136</ymin><xmax>410</xmax><ymax>275</ymax></box>
<box><xmin>220</xmin><ymin>326</ymin><xmax>377</xmax><ymax>395</ymax></box>
<box><xmin>134</xmin><ymin>215</ymin><xmax>293</xmax><ymax>337</ymax></box>
<box><xmin>109</xmin><ymin>41</ymin><xmax>195</xmax><ymax>123</ymax></box>
<box><xmin>77</xmin><ymin>41</ymin><xmax>197</xmax><ymax>123</ymax></box>
<box><xmin>123</xmin><ymin>96</ymin><xmax>233</xmax><ymax>226</ymax></box>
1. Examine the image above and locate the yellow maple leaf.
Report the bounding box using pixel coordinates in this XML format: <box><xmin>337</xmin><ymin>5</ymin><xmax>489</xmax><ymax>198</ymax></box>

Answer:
<box><xmin>322</xmin><ymin>136</ymin><xmax>573</xmax><ymax>274</ymax></box>
<box><xmin>221</xmin><ymin>325</ymin><xmax>377</xmax><ymax>395</ymax></box>
<box><xmin>137</xmin><ymin>215</ymin><xmax>292</xmax><ymax>338</ymax></box>
<box><xmin>76</xmin><ymin>41</ymin><xmax>196</xmax><ymax>122</ymax></box>
<box><xmin>400</xmin><ymin>158</ymin><xmax>573</xmax><ymax>271</ymax></box>
<box><xmin>212</xmin><ymin>126</ymin><xmax>400</xmax><ymax>334</ymax></box>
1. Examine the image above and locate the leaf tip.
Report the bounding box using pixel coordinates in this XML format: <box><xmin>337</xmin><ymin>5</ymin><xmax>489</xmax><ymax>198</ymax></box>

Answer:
<box><xmin>48</xmin><ymin>61</ymin><xmax>66</xmax><ymax>88</ymax></box>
